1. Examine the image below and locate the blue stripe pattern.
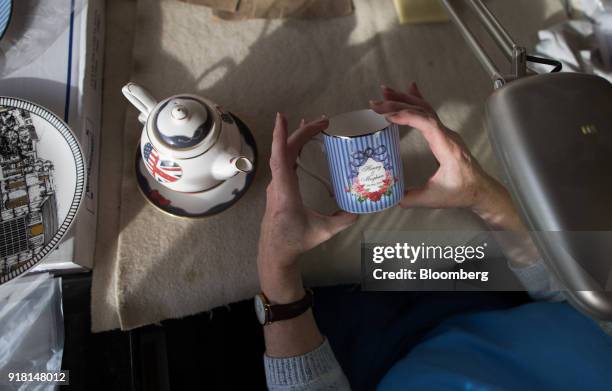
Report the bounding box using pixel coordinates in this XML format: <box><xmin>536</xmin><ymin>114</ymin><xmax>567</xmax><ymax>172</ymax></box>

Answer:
<box><xmin>0</xmin><ymin>0</ymin><xmax>12</xmax><ymax>39</ymax></box>
<box><xmin>323</xmin><ymin>125</ymin><xmax>404</xmax><ymax>214</ymax></box>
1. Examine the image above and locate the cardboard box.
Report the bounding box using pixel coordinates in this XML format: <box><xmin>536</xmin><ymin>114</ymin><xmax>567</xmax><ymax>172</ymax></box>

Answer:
<box><xmin>0</xmin><ymin>0</ymin><xmax>105</xmax><ymax>271</ymax></box>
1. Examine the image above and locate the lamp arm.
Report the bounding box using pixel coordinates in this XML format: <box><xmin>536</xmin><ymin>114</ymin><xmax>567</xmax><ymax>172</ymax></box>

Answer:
<box><xmin>466</xmin><ymin>0</ymin><xmax>516</xmax><ymax>60</ymax></box>
<box><xmin>440</xmin><ymin>0</ymin><xmax>529</xmax><ymax>87</ymax></box>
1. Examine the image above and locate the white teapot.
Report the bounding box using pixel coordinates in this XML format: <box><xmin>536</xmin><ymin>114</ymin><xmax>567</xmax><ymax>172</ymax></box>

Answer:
<box><xmin>122</xmin><ymin>82</ymin><xmax>253</xmax><ymax>193</ymax></box>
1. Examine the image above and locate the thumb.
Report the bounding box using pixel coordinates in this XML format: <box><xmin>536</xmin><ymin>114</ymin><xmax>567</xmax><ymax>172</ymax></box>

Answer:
<box><xmin>321</xmin><ymin>210</ymin><xmax>359</xmax><ymax>236</ymax></box>
<box><xmin>399</xmin><ymin>186</ymin><xmax>436</xmax><ymax>208</ymax></box>
<box><xmin>408</xmin><ymin>82</ymin><xmax>424</xmax><ymax>99</ymax></box>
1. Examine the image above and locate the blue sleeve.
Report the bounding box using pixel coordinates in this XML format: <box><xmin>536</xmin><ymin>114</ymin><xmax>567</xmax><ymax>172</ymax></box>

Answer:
<box><xmin>378</xmin><ymin>302</ymin><xmax>612</xmax><ymax>391</ymax></box>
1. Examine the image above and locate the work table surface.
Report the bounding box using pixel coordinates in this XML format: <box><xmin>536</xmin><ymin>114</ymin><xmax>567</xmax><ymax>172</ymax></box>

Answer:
<box><xmin>92</xmin><ymin>0</ymin><xmax>566</xmax><ymax>331</ymax></box>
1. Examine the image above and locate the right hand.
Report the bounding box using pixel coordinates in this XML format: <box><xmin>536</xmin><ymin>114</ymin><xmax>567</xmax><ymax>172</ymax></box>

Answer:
<box><xmin>369</xmin><ymin>83</ymin><xmax>504</xmax><ymax>213</ymax></box>
<box><xmin>370</xmin><ymin>83</ymin><xmax>540</xmax><ymax>266</ymax></box>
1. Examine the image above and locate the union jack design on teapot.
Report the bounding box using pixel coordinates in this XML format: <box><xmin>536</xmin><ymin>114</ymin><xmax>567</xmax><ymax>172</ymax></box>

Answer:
<box><xmin>143</xmin><ymin>142</ymin><xmax>183</xmax><ymax>184</ymax></box>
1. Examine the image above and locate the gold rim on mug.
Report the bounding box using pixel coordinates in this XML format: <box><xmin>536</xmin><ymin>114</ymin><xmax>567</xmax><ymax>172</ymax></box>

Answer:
<box><xmin>321</xmin><ymin>110</ymin><xmax>394</xmax><ymax>140</ymax></box>
<box><xmin>322</xmin><ymin>126</ymin><xmax>388</xmax><ymax>140</ymax></box>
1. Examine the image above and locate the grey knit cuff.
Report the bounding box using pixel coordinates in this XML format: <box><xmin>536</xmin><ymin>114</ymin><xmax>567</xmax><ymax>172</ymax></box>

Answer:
<box><xmin>509</xmin><ymin>258</ymin><xmax>565</xmax><ymax>301</ymax></box>
<box><xmin>264</xmin><ymin>339</ymin><xmax>341</xmax><ymax>388</ymax></box>
<box><xmin>509</xmin><ymin>259</ymin><xmax>551</xmax><ymax>290</ymax></box>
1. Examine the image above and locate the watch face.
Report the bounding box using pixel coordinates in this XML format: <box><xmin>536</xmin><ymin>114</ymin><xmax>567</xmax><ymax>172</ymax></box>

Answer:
<box><xmin>254</xmin><ymin>294</ymin><xmax>267</xmax><ymax>325</ymax></box>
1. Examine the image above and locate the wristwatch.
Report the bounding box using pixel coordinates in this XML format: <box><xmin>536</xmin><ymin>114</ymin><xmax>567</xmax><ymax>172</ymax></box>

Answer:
<box><xmin>254</xmin><ymin>289</ymin><xmax>313</xmax><ymax>325</ymax></box>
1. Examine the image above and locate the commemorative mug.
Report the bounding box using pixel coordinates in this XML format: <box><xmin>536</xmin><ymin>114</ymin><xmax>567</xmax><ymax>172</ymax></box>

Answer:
<box><xmin>298</xmin><ymin>109</ymin><xmax>404</xmax><ymax>214</ymax></box>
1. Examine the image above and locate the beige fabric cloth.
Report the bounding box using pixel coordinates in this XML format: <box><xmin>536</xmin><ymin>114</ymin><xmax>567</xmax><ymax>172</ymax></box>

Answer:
<box><xmin>91</xmin><ymin>0</ymin><xmax>138</xmax><ymax>332</ymax></box>
<box><xmin>215</xmin><ymin>0</ymin><xmax>353</xmax><ymax>20</ymax></box>
<box><xmin>92</xmin><ymin>0</ymin><xmax>566</xmax><ymax>331</ymax></box>
<box><xmin>177</xmin><ymin>0</ymin><xmax>239</xmax><ymax>12</ymax></box>
<box><xmin>177</xmin><ymin>0</ymin><xmax>354</xmax><ymax>19</ymax></box>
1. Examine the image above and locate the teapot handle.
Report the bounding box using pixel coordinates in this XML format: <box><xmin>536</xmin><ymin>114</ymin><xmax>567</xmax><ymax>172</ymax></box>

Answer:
<box><xmin>122</xmin><ymin>82</ymin><xmax>158</xmax><ymax>124</ymax></box>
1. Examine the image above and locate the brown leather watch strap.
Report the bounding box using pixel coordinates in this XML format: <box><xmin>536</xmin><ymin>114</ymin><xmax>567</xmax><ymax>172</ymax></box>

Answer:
<box><xmin>267</xmin><ymin>289</ymin><xmax>313</xmax><ymax>323</ymax></box>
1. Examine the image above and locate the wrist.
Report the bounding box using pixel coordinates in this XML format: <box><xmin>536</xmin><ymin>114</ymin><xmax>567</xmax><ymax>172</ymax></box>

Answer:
<box><xmin>258</xmin><ymin>256</ymin><xmax>305</xmax><ymax>304</ymax></box>
<box><xmin>471</xmin><ymin>175</ymin><xmax>509</xmax><ymax>222</ymax></box>
<box><xmin>471</xmin><ymin>175</ymin><xmax>530</xmax><ymax>234</ymax></box>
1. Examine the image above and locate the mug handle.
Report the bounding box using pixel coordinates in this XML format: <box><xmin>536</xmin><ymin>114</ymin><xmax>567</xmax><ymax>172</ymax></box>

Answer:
<box><xmin>296</xmin><ymin>136</ymin><xmax>334</xmax><ymax>197</ymax></box>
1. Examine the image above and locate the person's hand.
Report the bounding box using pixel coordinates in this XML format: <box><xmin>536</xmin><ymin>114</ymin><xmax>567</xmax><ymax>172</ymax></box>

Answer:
<box><xmin>258</xmin><ymin>113</ymin><xmax>358</xmax><ymax>302</ymax></box>
<box><xmin>370</xmin><ymin>83</ymin><xmax>504</xmax><ymax>212</ymax></box>
<box><xmin>370</xmin><ymin>83</ymin><xmax>505</xmax><ymax>217</ymax></box>
<box><xmin>370</xmin><ymin>83</ymin><xmax>539</xmax><ymax>266</ymax></box>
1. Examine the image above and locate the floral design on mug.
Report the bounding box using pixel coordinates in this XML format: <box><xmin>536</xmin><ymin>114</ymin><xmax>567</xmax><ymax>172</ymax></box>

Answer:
<box><xmin>345</xmin><ymin>146</ymin><xmax>396</xmax><ymax>203</ymax></box>
<box><xmin>346</xmin><ymin>170</ymin><xmax>396</xmax><ymax>202</ymax></box>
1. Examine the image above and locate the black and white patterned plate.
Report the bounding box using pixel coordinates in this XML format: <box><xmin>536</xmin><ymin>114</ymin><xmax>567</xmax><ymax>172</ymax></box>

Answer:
<box><xmin>0</xmin><ymin>97</ymin><xmax>86</xmax><ymax>284</ymax></box>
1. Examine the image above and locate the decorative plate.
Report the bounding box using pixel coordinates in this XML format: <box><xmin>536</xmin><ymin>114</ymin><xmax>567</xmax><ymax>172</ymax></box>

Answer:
<box><xmin>0</xmin><ymin>0</ymin><xmax>12</xmax><ymax>40</ymax></box>
<box><xmin>0</xmin><ymin>97</ymin><xmax>86</xmax><ymax>284</ymax></box>
<box><xmin>135</xmin><ymin>113</ymin><xmax>257</xmax><ymax>218</ymax></box>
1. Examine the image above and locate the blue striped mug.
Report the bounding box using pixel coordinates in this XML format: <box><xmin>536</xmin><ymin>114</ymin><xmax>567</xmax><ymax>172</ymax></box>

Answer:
<box><xmin>298</xmin><ymin>109</ymin><xmax>404</xmax><ymax>214</ymax></box>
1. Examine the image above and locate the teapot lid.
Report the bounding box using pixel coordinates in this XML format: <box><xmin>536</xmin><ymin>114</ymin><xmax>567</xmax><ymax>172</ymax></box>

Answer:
<box><xmin>148</xmin><ymin>96</ymin><xmax>218</xmax><ymax>158</ymax></box>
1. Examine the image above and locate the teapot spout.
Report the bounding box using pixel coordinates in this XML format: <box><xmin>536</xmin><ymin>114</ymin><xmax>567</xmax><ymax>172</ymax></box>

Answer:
<box><xmin>233</xmin><ymin>157</ymin><xmax>254</xmax><ymax>173</ymax></box>
<box><xmin>212</xmin><ymin>154</ymin><xmax>254</xmax><ymax>180</ymax></box>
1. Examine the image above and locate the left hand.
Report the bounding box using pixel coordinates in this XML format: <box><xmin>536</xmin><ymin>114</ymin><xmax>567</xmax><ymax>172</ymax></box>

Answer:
<box><xmin>258</xmin><ymin>113</ymin><xmax>358</xmax><ymax>302</ymax></box>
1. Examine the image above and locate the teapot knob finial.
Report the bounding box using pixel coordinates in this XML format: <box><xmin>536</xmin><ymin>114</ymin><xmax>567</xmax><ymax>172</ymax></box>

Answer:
<box><xmin>171</xmin><ymin>105</ymin><xmax>189</xmax><ymax>121</ymax></box>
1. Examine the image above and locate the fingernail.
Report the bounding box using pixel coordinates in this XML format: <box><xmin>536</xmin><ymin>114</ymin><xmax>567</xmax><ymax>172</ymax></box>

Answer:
<box><xmin>370</xmin><ymin>100</ymin><xmax>382</xmax><ymax>105</ymax></box>
<box><xmin>321</xmin><ymin>114</ymin><xmax>327</xmax><ymax>119</ymax></box>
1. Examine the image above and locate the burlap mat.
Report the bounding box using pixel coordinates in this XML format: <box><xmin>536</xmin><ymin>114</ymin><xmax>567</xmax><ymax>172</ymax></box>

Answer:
<box><xmin>92</xmin><ymin>0</ymin><xmax>566</xmax><ymax>331</ymax></box>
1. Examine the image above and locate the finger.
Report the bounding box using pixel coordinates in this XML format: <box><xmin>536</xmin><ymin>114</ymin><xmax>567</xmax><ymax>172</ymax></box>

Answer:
<box><xmin>310</xmin><ymin>209</ymin><xmax>359</xmax><ymax>237</ymax></box>
<box><xmin>408</xmin><ymin>82</ymin><xmax>424</xmax><ymax>99</ymax></box>
<box><xmin>369</xmin><ymin>100</ymin><xmax>424</xmax><ymax>115</ymax></box>
<box><xmin>384</xmin><ymin>108</ymin><xmax>437</xmax><ymax>133</ymax></box>
<box><xmin>384</xmin><ymin>109</ymin><xmax>449</xmax><ymax>162</ymax></box>
<box><xmin>326</xmin><ymin>210</ymin><xmax>359</xmax><ymax>235</ymax></box>
<box><xmin>399</xmin><ymin>186</ymin><xmax>438</xmax><ymax>208</ymax></box>
<box><xmin>287</xmin><ymin>117</ymin><xmax>329</xmax><ymax>160</ymax></box>
<box><xmin>381</xmin><ymin>84</ymin><xmax>431</xmax><ymax>111</ymax></box>
<box><xmin>270</xmin><ymin>112</ymin><xmax>291</xmax><ymax>179</ymax></box>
